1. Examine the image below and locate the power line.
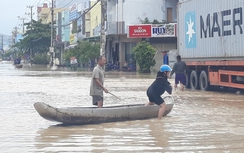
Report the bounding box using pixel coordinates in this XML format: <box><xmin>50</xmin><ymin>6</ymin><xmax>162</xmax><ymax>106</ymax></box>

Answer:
<box><xmin>33</xmin><ymin>0</ymin><xmax>41</xmax><ymax>6</ymax></box>
<box><xmin>26</xmin><ymin>6</ymin><xmax>35</xmax><ymax>22</ymax></box>
<box><xmin>59</xmin><ymin>0</ymin><xmax>75</xmax><ymax>8</ymax></box>
<box><xmin>57</xmin><ymin>0</ymin><xmax>72</xmax><ymax>7</ymax></box>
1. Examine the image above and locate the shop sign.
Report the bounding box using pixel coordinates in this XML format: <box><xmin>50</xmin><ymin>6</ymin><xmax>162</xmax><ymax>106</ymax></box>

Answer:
<box><xmin>151</xmin><ymin>24</ymin><xmax>176</xmax><ymax>37</ymax></box>
<box><xmin>70</xmin><ymin>33</ymin><xmax>77</xmax><ymax>44</ymax></box>
<box><xmin>127</xmin><ymin>25</ymin><xmax>152</xmax><ymax>38</ymax></box>
<box><xmin>128</xmin><ymin>24</ymin><xmax>177</xmax><ymax>38</ymax></box>
<box><xmin>69</xmin><ymin>4</ymin><xmax>78</xmax><ymax>21</ymax></box>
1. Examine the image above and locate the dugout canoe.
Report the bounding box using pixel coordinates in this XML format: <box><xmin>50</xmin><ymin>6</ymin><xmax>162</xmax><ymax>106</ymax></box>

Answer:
<box><xmin>34</xmin><ymin>102</ymin><xmax>174</xmax><ymax>125</ymax></box>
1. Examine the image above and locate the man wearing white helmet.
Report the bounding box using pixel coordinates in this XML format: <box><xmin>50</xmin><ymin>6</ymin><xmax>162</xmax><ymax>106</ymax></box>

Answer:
<box><xmin>145</xmin><ymin>65</ymin><xmax>173</xmax><ymax>119</ymax></box>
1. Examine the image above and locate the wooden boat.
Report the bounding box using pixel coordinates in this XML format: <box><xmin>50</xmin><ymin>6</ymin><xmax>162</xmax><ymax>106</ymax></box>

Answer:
<box><xmin>15</xmin><ymin>64</ymin><xmax>23</xmax><ymax>68</ymax></box>
<box><xmin>34</xmin><ymin>102</ymin><xmax>174</xmax><ymax>125</ymax></box>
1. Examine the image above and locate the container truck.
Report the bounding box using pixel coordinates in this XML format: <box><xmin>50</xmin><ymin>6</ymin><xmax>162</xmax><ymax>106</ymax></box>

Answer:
<box><xmin>177</xmin><ymin>0</ymin><xmax>244</xmax><ymax>90</ymax></box>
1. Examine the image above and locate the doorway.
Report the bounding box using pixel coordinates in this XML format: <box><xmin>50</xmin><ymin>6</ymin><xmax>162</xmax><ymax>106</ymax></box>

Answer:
<box><xmin>167</xmin><ymin>8</ymin><xmax>173</xmax><ymax>23</ymax></box>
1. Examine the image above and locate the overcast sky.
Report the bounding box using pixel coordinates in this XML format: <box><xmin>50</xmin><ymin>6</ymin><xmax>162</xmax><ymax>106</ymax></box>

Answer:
<box><xmin>0</xmin><ymin>0</ymin><xmax>41</xmax><ymax>36</ymax></box>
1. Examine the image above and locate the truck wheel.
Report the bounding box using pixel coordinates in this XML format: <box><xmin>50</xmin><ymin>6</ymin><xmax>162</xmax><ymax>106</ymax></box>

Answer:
<box><xmin>199</xmin><ymin>70</ymin><xmax>209</xmax><ymax>91</ymax></box>
<box><xmin>185</xmin><ymin>71</ymin><xmax>191</xmax><ymax>88</ymax></box>
<box><xmin>190</xmin><ymin>70</ymin><xmax>199</xmax><ymax>90</ymax></box>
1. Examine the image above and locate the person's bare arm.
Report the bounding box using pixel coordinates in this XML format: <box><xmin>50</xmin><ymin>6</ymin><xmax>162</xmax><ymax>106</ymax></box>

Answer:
<box><xmin>170</xmin><ymin>64</ymin><xmax>176</xmax><ymax>78</ymax></box>
<box><xmin>184</xmin><ymin>62</ymin><xmax>187</xmax><ymax>75</ymax></box>
<box><xmin>94</xmin><ymin>78</ymin><xmax>108</xmax><ymax>93</ymax></box>
<box><xmin>165</xmin><ymin>82</ymin><xmax>172</xmax><ymax>94</ymax></box>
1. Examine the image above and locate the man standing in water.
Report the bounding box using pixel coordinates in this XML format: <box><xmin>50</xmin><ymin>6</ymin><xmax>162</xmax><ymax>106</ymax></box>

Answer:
<box><xmin>90</xmin><ymin>56</ymin><xmax>108</xmax><ymax>108</ymax></box>
<box><xmin>170</xmin><ymin>55</ymin><xmax>187</xmax><ymax>91</ymax></box>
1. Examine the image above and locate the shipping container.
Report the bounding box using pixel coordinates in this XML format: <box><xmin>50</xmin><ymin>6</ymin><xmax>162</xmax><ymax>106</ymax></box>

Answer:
<box><xmin>177</xmin><ymin>0</ymin><xmax>244</xmax><ymax>91</ymax></box>
<box><xmin>178</xmin><ymin>0</ymin><xmax>244</xmax><ymax>60</ymax></box>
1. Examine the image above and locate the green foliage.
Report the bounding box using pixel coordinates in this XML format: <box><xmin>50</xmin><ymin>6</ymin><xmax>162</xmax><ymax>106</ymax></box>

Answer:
<box><xmin>139</xmin><ymin>17</ymin><xmax>150</xmax><ymax>24</ymax></box>
<box><xmin>13</xmin><ymin>20</ymin><xmax>53</xmax><ymax>56</ymax></box>
<box><xmin>3</xmin><ymin>50</ymin><xmax>15</xmax><ymax>58</ymax></box>
<box><xmin>139</xmin><ymin>17</ymin><xmax>169</xmax><ymax>24</ymax></box>
<box><xmin>152</xmin><ymin>19</ymin><xmax>160</xmax><ymax>24</ymax></box>
<box><xmin>33</xmin><ymin>54</ymin><xmax>50</xmax><ymax>65</ymax></box>
<box><xmin>132</xmin><ymin>41</ymin><xmax>156</xmax><ymax>73</ymax></box>
<box><xmin>64</xmin><ymin>41</ymin><xmax>100</xmax><ymax>65</ymax></box>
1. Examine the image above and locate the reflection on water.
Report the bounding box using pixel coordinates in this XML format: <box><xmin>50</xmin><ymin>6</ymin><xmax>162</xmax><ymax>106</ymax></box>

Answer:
<box><xmin>35</xmin><ymin>122</ymin><xmax>165</xmax><ymax>152</ymax></box>
<box><xmin>1</xmin><ymin>61</ymin><xmax>244</xmax><ymax>153</ymax></box>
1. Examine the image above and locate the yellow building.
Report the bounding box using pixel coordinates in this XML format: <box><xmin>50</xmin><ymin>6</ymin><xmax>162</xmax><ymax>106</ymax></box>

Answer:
<box><xmin>37</xmin><ymin>3</ymin><xmax>66</xmax><ymax>24</ymax></box>
<box><xmin>85</xmin><ymin>0</ymin><xmax>101</xmax><ymax>37</ymax></box>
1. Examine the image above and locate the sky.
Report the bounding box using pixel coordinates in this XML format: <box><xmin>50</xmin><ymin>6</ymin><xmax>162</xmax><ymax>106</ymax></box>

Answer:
<box><xmin>0</xmin><ymin>0</ymin><xmax>42</xmax><ymax>36</ymax></box>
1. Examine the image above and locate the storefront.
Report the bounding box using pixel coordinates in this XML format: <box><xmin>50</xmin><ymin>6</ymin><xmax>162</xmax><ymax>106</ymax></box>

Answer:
<box><xmin>106</xmin><ymin>34</ymin><xmax>141</xmax><ymax>70</ymax></box>
<box><xmin>126</xmin><ymin>23</ymin><xmax>177</xmax><ymax>70</ymax></box>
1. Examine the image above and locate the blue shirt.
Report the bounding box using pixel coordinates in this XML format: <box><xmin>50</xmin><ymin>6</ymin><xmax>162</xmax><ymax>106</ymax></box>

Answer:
<box><xmin>163</xmin><ymin>54</ymin><xmax>169</xmax><ymax>65</ymax></box>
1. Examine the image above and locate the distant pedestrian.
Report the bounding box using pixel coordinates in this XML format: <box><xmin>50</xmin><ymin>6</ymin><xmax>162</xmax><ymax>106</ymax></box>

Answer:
<box><xmin>170</xmin><ymin>55</ymin><xmax>187</xmax><ymax>91</ymax></box>
<box><xmin>90</xmin><ymin>56</ymin><xmax>109</xmax><ymax>108</ymax></box>
<box><xmin>162</xmin><ymin>51</ymin><xmax>169</xmax><ymax>65</ymax></box>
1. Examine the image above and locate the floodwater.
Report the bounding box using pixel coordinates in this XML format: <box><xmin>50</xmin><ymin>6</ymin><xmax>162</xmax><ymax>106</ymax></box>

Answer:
<box><xmin>1</xmin><ymin>61</ymin><xmax>244</xmax><ymax>153</ymax></box>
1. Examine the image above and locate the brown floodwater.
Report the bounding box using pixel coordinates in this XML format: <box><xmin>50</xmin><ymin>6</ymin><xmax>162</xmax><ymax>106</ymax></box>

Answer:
<box><xmin>0</xmin><ymin>61</ymin><xmax>244</xmax><ymax>153</ymax></box>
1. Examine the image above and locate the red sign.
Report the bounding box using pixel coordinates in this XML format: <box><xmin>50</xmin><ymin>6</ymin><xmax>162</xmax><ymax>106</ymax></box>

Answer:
<box><xmin>128</xmin><ymin>25</ymin><xmax>152</xmax><ymax>38</ymax></box>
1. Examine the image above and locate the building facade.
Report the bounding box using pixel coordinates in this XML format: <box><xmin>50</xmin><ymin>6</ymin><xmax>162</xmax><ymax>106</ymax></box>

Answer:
<box><xmin>85</xmin><ymin>0</ymin><xmax>101</xmax><ymax>38</ymax></box>
<box><xmin>53</xmin><ymin>0</ymin><xmax>90</xmax><ymax>65</ymax></box>
<box><xmin>37</xmin><ymin>3</ymin><xmax>66</xmax><ymax>24</ymax></box>
<box><xmin>52</xmin><ymin>0</ymin><xmax>180</xmax><ymax>69</ymax></box>
<box><xmin>105</xmin><ymin>0</ymin><xmax>179</xmax><ymax>70</ymax></box>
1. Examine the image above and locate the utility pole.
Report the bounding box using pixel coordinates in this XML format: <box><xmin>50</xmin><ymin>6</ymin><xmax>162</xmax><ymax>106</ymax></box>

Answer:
<box><xmin>26</xmin><ymin>5</ymin><xmax>34</xmax><ymax>59</ymax></box>
<box><xmin>50</xmin><ymin>0</ymin><xmax>55</xmax><ymax>66</ymax></box>
<box><xmin>1</xmin><ymin>35</ymin><xmax>3</xmax><ymax>49</ymax></box>
<box><xmin>18</xmin><ymin>16</ymin><xmax>26</xmax><ymax>33</ymax></box>
<box><xmin>1</xmin><ymin>35</ymin><xmax>3</xmax><ymax>59</ymax></box>
<box><xmin>12</xmin><ymin>26</ymin><xmax>18</xmax><ymax>44</ymax></box>
<box><xmin>100</xmin><ymin>0</ymin><xmax>106</xmax><ymax>56</ymax></box>
<box><xmin>26</xmin><ymin>6</ymin><xmax>34</xmax><ymax>24</ymax></box>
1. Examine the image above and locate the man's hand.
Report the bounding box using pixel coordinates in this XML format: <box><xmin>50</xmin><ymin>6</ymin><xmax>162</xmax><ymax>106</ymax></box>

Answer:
<box><xmin>103</xmin><ymin>88</ymin><xmax>109</xmax><ymax>93</ymax></box>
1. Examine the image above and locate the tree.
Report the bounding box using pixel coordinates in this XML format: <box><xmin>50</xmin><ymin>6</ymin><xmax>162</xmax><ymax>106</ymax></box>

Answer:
<box><xmin>64</xmin><ymin>41</ymin><xmax>100</xmax><ymax>65</ymax></box>
<box><xmin>13</xmin><ymin>20</ymin><xmax>53</xmax><ymax>56</ymax></box>
<box><xmin>132</xmin><ymin>41</ymin><xmax>156</xmax><ymax>73</ymax></box>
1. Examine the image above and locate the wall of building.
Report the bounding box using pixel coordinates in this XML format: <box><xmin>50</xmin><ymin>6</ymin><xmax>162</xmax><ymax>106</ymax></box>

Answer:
<box><xmin>150</xmin><ymin>42</ymin><xmax>177</xmax><ymax>71</ymax></box>
<box><xmin>40</xmin><ymin>7</ymin><xmax>66</xmax><ymax>24</ymax></box>
<box><xmin>165</xmin><ymin>0</ymin><xmax>178</xmax><ymax>22</ymax></box>
<box><xmin>61</xmin><ymin>10</ymin><xmax>70</xmax><ymax>42</ymax></box>
<box><xmin>123</xmin><ymin>0</ymin><xmax>163</xmax><ymax>26</ymax></box>
<box><xmin>85</xmin><ymin>12</ymin><xmax>91</xmax><ymax>37</ymax></box>
<box><xmin>55</xmin><ymin>0</ymin><xmax>89</xmax><ymax>9</ymax></box>
<box><xmin>89</xmin><ymin>1</ymin><xmax>101</xmax><ymax>37</ymax></box>
<box><xmin>107</xmin><ymin>0</ymin><xmax>164</xmax><ymax>35</ymax></box>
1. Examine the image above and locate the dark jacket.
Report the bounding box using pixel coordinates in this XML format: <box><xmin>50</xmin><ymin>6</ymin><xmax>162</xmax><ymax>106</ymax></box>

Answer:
<box><xmin>147</xmin><ymin>71</ymin><xmax>172</xmax><ymax>96</ymax></box>
<box><xmin>170</xmin><ymin>61</ymin><xmax>187</xmax><ymax>76</ymax></box>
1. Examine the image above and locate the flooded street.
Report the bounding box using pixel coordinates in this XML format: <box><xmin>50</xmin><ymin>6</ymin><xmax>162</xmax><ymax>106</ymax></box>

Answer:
<box><xmin>1</xmin><ymin>61</ymin><xmax>244</xmax><ymax>153</ymax></box>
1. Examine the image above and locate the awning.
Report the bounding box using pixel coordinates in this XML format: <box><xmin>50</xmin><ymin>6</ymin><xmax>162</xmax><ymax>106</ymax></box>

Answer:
<box><xmin>83</xmin><ymin>36</ymin><xmax>100</xmax><ymax>42</ymax></box>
